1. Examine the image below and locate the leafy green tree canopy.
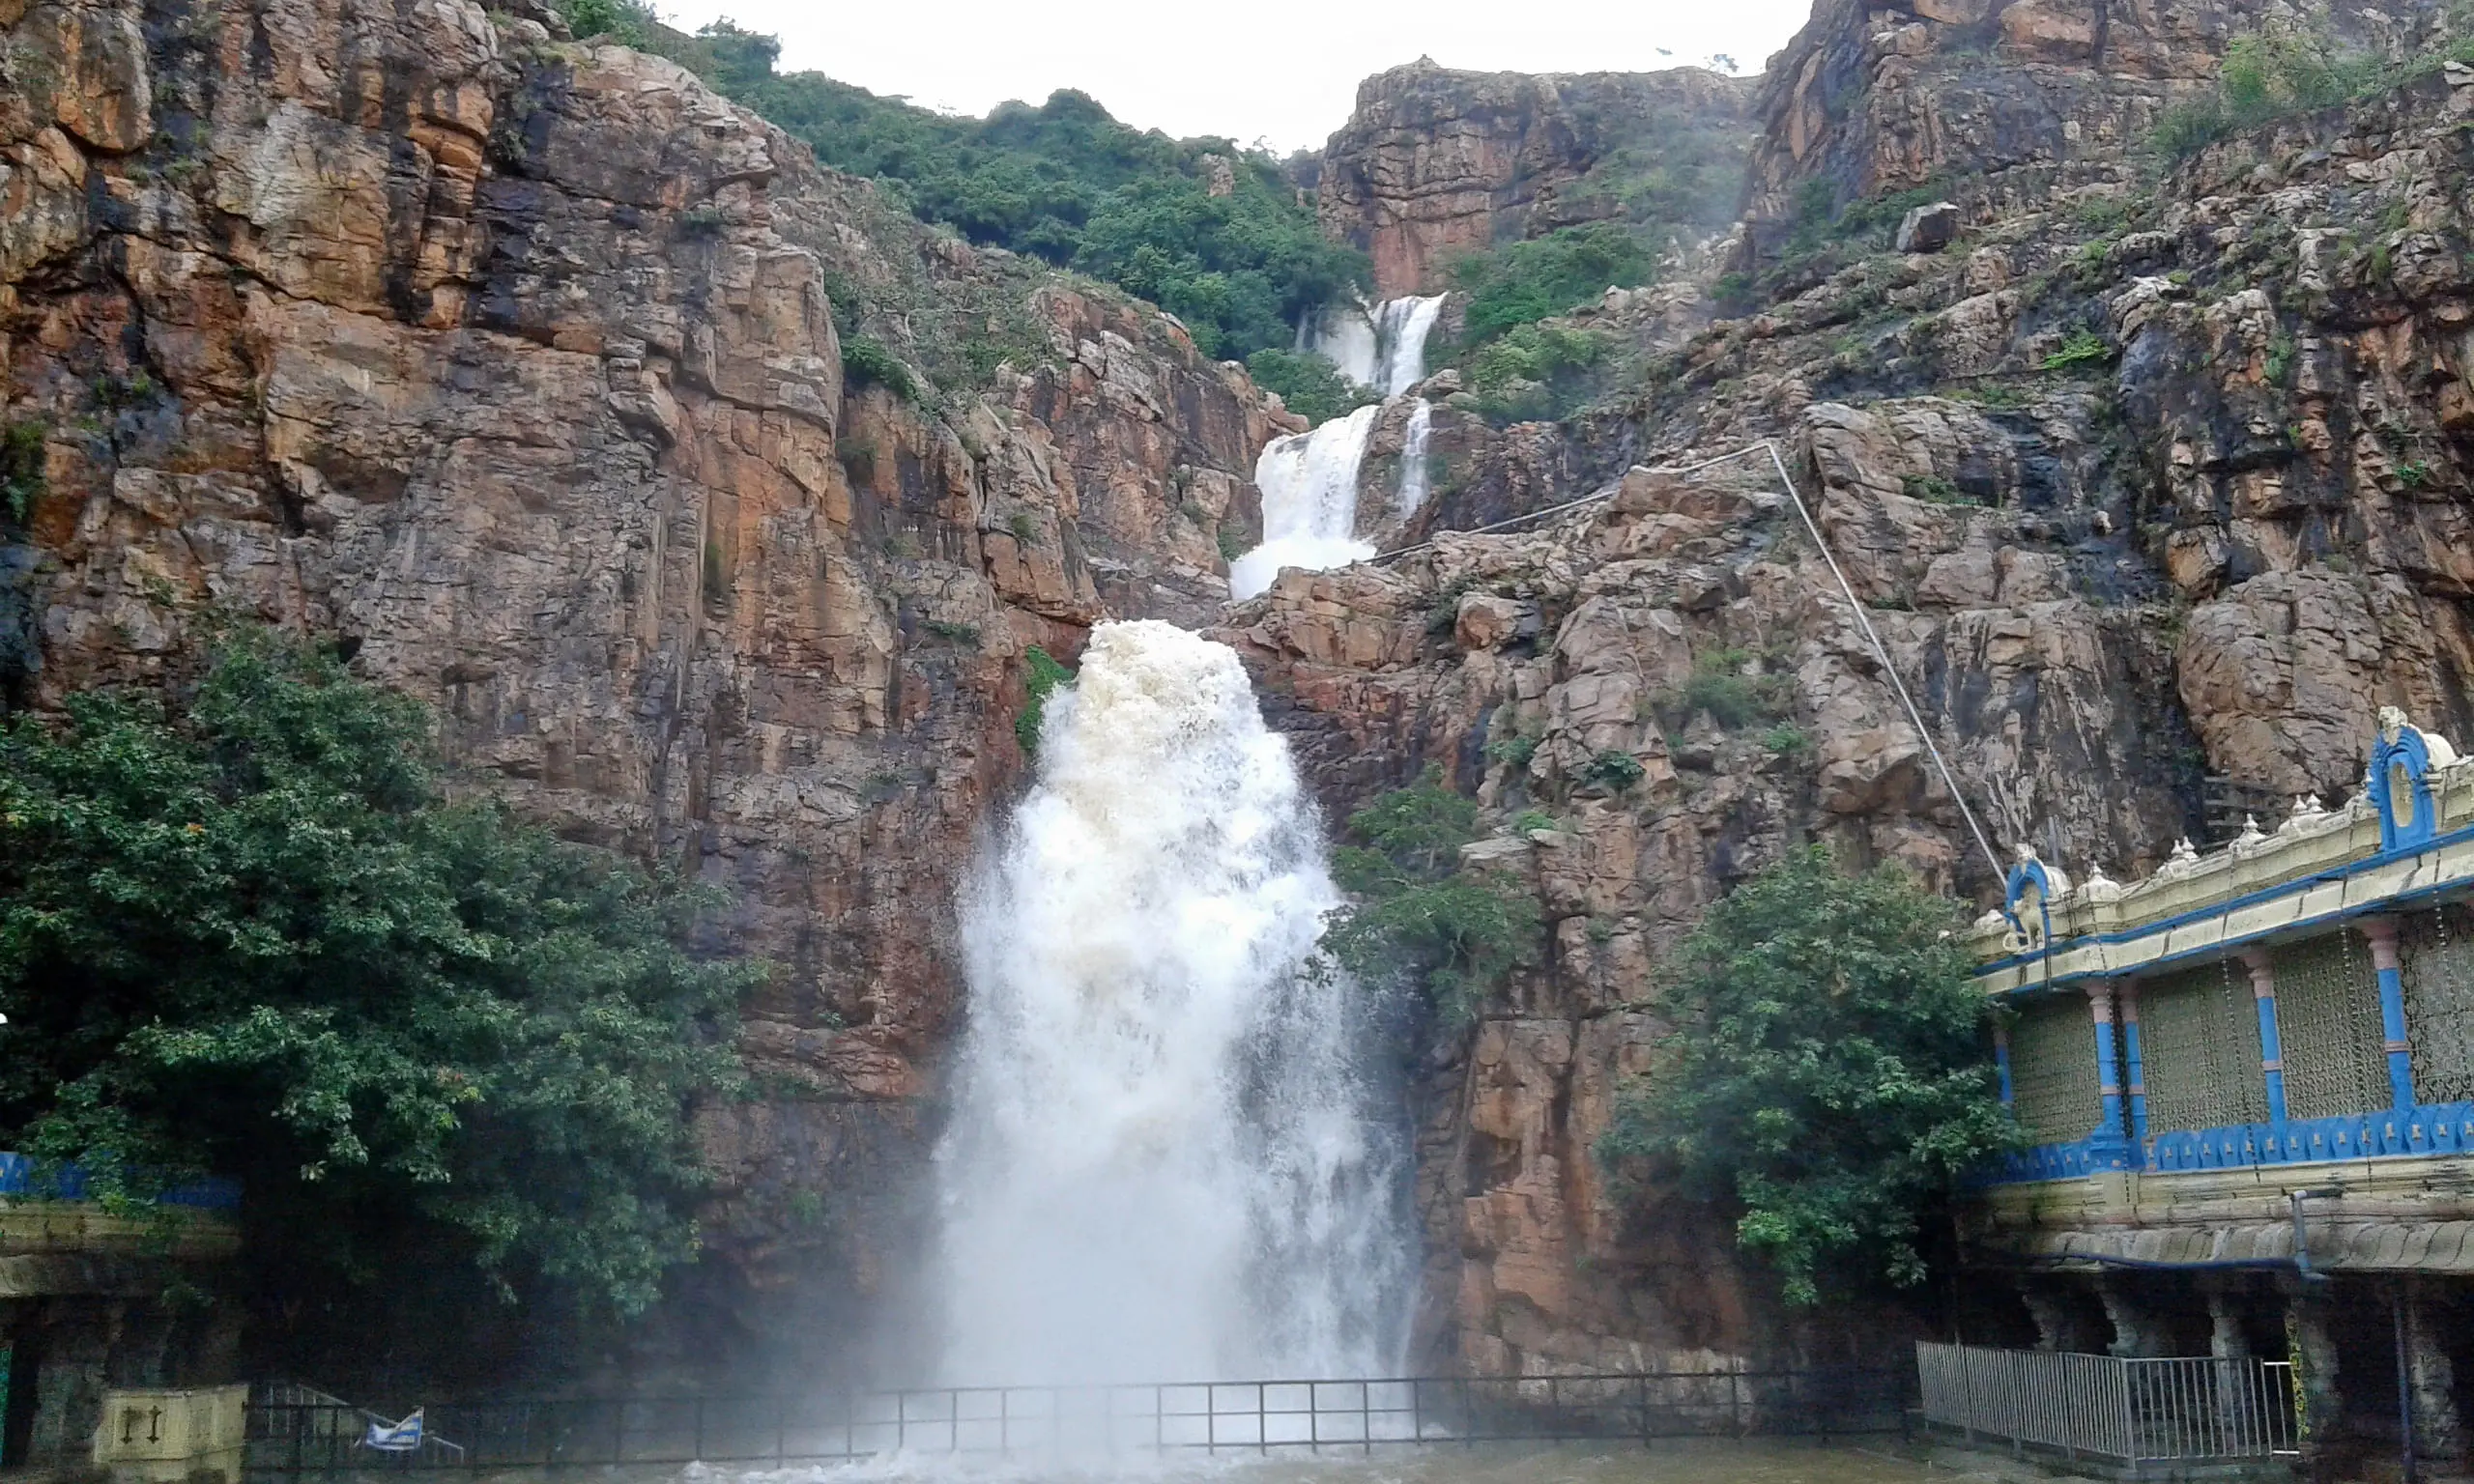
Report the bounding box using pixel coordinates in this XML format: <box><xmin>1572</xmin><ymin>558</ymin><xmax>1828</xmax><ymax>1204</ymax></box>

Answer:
<box><xmin>660</xmin><ymin>18</ymin><xmax>1368</xmax><ymax>361</ymax></box>
<box><xmin>1244</xmin><ymin>349</ymin><xmax>1377</xmax><ymax>426</ymax></box>
<box><xmin>1597</xmin><ymin>846</ymin><xmax>2017</xmax><ymax>1306</ymax></box>
<box><xmin>1450</xmin><ymin>223</ymin><xmax>1662</xmax><ymax>347</ymax></box>
<box><xmin>1320</xmin><ymin>769</ymin><xmax>1540</xmax><ymax>1026</ymax></box>
<box><xmin>0</xmin><ymin>630</ymin><xmax>755</xmax><ymax>1322</ymax></box>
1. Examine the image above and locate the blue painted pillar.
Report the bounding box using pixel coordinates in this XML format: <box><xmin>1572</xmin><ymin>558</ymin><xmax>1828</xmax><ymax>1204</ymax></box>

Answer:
<box><xmin>2241</xmin><ymin>950</ymin><xmax>2289</xmax><ymax>1124</ymax></box>
<box><xmin>2087</xmin><ymin>982</ymin><xmax>2129</xmax><ymax>1157</ymax></box>
<box><xmin>2119</xmin><ymin>979</ymin><xmax>2149</xmax><ymax>1144</ymax></box>
<box><xmin>1994</xmin><ymin>1020</ymin><xmax>2015</xmax><ymax>1108</ymax></box>
<box><xmin>2358</xmin><ymin>916</ymin><xmax>2417</xmax><ymax>1112</ymax></box>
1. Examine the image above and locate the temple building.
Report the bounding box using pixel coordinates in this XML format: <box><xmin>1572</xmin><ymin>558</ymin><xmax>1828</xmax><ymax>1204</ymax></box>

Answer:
<box><xmin>1952</xmin><ymin>708</ymin><xmax>2474</xmax><ymax>1471</ymax></box>
<box><xmin>0</xmin><ymin>1160</ymin><xmax>241</xmax><ymax>1471</ymax></box>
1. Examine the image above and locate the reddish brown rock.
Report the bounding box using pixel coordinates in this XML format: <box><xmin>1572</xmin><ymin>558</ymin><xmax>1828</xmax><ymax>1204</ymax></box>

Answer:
<box><xmin>1318</xmin><ymin>60</ymin><xmax>1757</xmax><ymax>298</ymax></box>
<box><xmin>0</xmin><ymin>0</ymin><xmax>1280</xmax><ymax>1377</ymax></box>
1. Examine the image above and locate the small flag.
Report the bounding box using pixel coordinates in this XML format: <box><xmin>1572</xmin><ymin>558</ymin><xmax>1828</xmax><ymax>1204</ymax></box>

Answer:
<box><xmin>361</xmin><ymin>1410</ymin><xmax>425</xmax><ymax>1452</ymax></box>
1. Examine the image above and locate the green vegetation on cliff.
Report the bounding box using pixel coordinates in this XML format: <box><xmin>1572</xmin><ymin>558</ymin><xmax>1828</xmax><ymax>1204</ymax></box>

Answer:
<box><xmin>1242</xmin><ymin>348</ymin><xmax>1376</xmax><ymax>425</ymax></box>
<box><xmin>0</xmin><ymin>630</ymin><xmax>755</xmax><ymax>1337</ymax></box>
<box><xmin>2152</xmin><ymin>22</ymin><xmax>2460</xmax><ymax>157</ymax></box>
<box><xmin>1598</xmin><ymin>848</ymin><xmax>2017</xmax><ymax>1306</ymax></box>
<box><xmin>618</xmin><ymin>15</ymin><xmax>1366</xmax><ymax>362</ymax></box>
<box><xmin>1452</xmin><ymin>224</ymin><xmax>1660</xmax><ymax>348</ymax></box>
<box><xmin>1319</xmin><ymin>770</ymin><xmax>1540</xmax><ymax>1026</ymax></box>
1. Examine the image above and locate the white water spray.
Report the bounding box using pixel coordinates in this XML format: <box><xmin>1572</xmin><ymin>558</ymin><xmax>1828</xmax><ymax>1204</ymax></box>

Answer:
<box><xmin>1236</xmin><ymin>294</ymin><xmax>1451</xmax><ymax>598</ymax></box>
<box><xmin>1373</xmin><ymin>295</ymin><xmax>1447</xmax><ymax>396</ymax></box>
<box><xmin>1309</xmin><ymin>294</ymin><xmax>1448</xmax><ymax>395</ymax></box>
<box><xmin>1308</xmin><ymin>306</ymin><xmax>1381</xmax><ymax>390</ymax></box>
<box><xmin>1228</xmin><ymin>404</ymin><xmax>1380</xmax><ymax>600</ymax></box>
<box><xmin>935</xmin><ymin>621</ymin><xmax>1409</xmax><ymax>1387</ymax></box>
<box><xmin>1395</xmin><ymin>399</ymin><xmax>1433</xmax><ymax>519</ymax></box>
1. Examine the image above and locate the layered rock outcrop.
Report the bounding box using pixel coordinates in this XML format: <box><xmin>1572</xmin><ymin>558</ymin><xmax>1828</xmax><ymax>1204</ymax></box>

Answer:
<box><xmin>1743</xmin><ymin>0</ymin><xmax>2451</xmax><ymax>225</ymax></box>
<box><xmin>0</xmin><ymin>0</ymin><xmax>1281</xmax><ymax>1379</ymax></box>
<box><xmin>1241</xmin><ymin>3</ymin><xmax>2474</xmax><ymax>1378</ymax></box>
<box><xmin>1318</xmin><ymin>60</ymin><xmax>1758</xmax><ymax>298</ymax></box>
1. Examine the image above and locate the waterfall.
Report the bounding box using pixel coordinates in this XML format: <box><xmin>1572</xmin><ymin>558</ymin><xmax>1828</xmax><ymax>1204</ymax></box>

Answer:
<box><xmin>1308</xmin><ymin>304</ymin><xmax>1380</xmax><ymax>390</ymax></box>
<box><xmin>1309</xmin><ymin>293</ymin><xmax>1448</xmax><ymax>395</ymax></box>
<box><xmin>1228</xmin><ymin>404</ymin><xmax>1379</xmax><ymax>600</ymax></box>
<box><xmin>1373</xmin><ymin>295</ymin><xmax>1447</xmax><ymax>396</ymax></box>
<box><xmin>1395</xmin><ymin>398</ymin><xmax>1433</xmax><ymax>518</ymax></box>
<box><xmin>1237</xmin><ymin>293</ymin><xmax>1447</xmax><ymax>598</ymax></box>
<box><xmin>935</xmin><ymin>620</ymin><xmax>1409</xmax><ymax>1386</ymax></box>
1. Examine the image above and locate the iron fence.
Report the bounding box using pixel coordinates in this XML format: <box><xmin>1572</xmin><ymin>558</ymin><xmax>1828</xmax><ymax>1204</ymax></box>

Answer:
<box><xmin>245</xmin><ymin>1368</ymin><xmax>1909</xmax><ymax>1474</ymax></box>
<box><xmin>1916</xmin><ymin>1342</ymin><xmax>2298</xmax><ymax>1465</ymax></box>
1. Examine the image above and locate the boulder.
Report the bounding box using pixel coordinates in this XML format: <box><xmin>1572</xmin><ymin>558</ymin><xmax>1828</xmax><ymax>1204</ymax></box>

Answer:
<box><xmin>1896</xmin><ymin>201</ymin><xmax>1963</xmax><ymax>253</ymax></box>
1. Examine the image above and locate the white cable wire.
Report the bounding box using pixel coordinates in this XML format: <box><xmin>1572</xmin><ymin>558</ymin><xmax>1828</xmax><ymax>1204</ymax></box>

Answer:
<box><xmin>1761</xmin><ymin>439</ymin><xmax>2008</xmax><ymax>882</ymax></box>
<box><xmin>1365</xmin><ymin>438</ymin><xmax>2009</xmax><ymax>881</ymax></box>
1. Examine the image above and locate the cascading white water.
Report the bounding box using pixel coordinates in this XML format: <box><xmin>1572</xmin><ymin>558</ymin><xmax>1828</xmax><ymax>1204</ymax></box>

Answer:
<box><xmin>1373</xmin><ymin>295</ymin><xmax>1447</xmax><ymax>396</ymax></box>
<box><xmin>1308</xmin><ymin>305</ymin><xmax>1381</xmax><ymax>390</ymax></box>
<box><xmin>1395</xmin><ymin>398</ymin><xmax>1433</xmax><ymax>519</ymax></box>
<box><xmin>1228</xmin><ymin>403</ymin><xmax>1379</xmax><ymax>600</ymax></box>
<box><xmin>1309</xmin><ymin>293</ymin><xmax>1448</xmax><ymax>395</ymax></box>
<box><xmin>935</xmin><ymin>620</ymin><xmax>1409</xmax><ymax>1387</ymax></box>
<box><xmin>1237</xmin><ymin>293</ymin><xmax>1449</xmax><ymax>597</ymax></box>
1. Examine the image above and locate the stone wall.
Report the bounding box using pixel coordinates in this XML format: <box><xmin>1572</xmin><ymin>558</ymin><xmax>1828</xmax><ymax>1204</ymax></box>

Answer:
<box><xmin>0</xmin><ymin>0</ymin><xmax>1285</xmax><ymax>1381</ymax></box>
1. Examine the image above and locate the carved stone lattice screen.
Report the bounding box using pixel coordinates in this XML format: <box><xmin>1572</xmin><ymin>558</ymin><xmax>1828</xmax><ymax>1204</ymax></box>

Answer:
<box><xmin>2137</xmin><ymin>962</ymin><xmax>2268</xmax><ymax>1134</ymax></box>
<box><xmin>2009</xmin><ymin>992</ymin><xmax>2102</xmax><ymax>1145</ymax></box>
<box><xmin>2402</xmin><ymin>904</ymin><xmax>2474</xmax><ymax>1105</ymax></box>
<box><xmin>2270</xmin><ymin>932</ymin><xmax>2388</xmax><ymax>1121</ymax></box>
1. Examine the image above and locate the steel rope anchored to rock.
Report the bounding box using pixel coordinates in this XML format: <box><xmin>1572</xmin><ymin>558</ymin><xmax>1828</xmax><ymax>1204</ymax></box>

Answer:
<box><xmin>1368</xmin><ymin>440</ymin><xmax>2009</xmax><ymax>883</ymax></box>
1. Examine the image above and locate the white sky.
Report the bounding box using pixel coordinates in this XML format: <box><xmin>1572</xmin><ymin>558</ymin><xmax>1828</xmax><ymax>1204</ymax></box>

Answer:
<box><xmin>647</xmin><ymin>0</ymin><xmax>1817</xmax><ymax>154</ymax></box>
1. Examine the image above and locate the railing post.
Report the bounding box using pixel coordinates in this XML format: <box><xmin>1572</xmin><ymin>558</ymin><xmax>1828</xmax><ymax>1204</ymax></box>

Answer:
<box><xmin>2121</xmin><ymin>1356</ymin><xmax>2141</xmax><ymax>1470</ymax></box>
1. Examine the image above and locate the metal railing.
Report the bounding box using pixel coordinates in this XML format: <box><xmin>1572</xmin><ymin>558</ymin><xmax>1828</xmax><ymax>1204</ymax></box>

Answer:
<box><xmin>245</xmin><ymin>1368</ymin><xmax>1908</xmax><ymax>1474</ymax></box>
<box><xmin>1917</xmin><ymin>1342</ymin><xmax>2298</xmax><ymax>1465</ymax></box>
<box><xmin>255</xmin><ymin>1384</ymin><xmax>466</xmax><ymax>1467</ymax></box>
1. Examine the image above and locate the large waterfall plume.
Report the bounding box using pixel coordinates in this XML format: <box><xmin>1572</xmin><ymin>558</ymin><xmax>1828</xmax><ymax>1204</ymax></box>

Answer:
<box><xmin>935</xmin><ymin>621</ymin><xmax>1410</xmax><ymax>1386</ymax></box>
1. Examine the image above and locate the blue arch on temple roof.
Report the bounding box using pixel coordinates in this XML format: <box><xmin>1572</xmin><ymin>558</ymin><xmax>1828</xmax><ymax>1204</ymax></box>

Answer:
<box><xmin>2003</xmin><ymin>856</ymin><xmax>2055</xmax><ymax>947</ymax></box>
<box><xmin>2369</xmin><ymin>724</ymin><xmax>2438</xmax><ymax>854</ymax></box>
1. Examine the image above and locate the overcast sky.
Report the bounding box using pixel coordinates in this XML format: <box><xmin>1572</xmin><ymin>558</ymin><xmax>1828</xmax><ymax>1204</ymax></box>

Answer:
<box><xmin>647</xmin><ymin>0</ymin><xmax>1818</xmax><ymax>153</ymax></box>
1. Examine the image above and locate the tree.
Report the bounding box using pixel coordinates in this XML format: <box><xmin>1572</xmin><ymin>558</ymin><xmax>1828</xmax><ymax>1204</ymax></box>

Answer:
<box><xmin>669</xmin><ymin>22</ymin><xmax>1369</xmax><ymax>363</ymax></box>
<box><xmin>0</xmin><ymin>628</ymin><xmax>757</xmax><ymax>1348</ymax></box>
<box><xmin>1597</xmin><ymin>846</ymin><xmax>2018</xmax><ymax>1306</ymax></box>
<box><xmin>1319</xmin><ymin>769</ymin><xmax>1540</xmax><ymax>1026</ymax></box>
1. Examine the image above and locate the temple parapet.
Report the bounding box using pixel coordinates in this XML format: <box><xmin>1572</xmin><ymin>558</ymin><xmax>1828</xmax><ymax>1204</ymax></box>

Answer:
<box><xmin>1950</xmin><ymin>712</ymin><xmax>2474</xmax><ymax>1470</ymax></box>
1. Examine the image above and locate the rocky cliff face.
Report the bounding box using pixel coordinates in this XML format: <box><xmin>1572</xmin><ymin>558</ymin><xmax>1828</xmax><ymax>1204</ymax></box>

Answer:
<box><xmin>1744</xmin><ymin>0</ymin><xmax>2448</xmax><ymax>224</ymax></box>
<box><xmin>18</xmin><ymin>0</ymin><xmax>2474</xmax><ymax>1395</ymax></box>
<box><xmin>1243</xmin><ymin>0</ymin><xmax>2474</xmax><ymax>1378</ymax></box>
<box><xmin>1318</xmin><ymin>60</ymin><xmax>1759</xmax><ymax>299</ymax></box>
<box><xmin>0</xmin><ymin>0</ymin><xmax>1284</xmax><ymax>1379</ymax></box>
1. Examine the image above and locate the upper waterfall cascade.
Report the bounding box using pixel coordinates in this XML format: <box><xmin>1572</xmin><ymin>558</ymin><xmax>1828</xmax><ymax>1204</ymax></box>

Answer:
<box><xmin>1234</xmin><ymin>295</ymin><xmax>1449</xmax><ymax>599</ymax></box>
<box><xmin>1228</xmin><ymin>404</ymin><xmax>1381</xmax><ymax>601</ymax></box>
<box><xmin>934</xmin><ymin>621</ymin><xmax>1409</xmax><ymax>1386</ymax></box>
<box><xmin>1309</xmin><ymin>294</ymin><xmax>1448</xmax><ymax>396</ymax></box>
